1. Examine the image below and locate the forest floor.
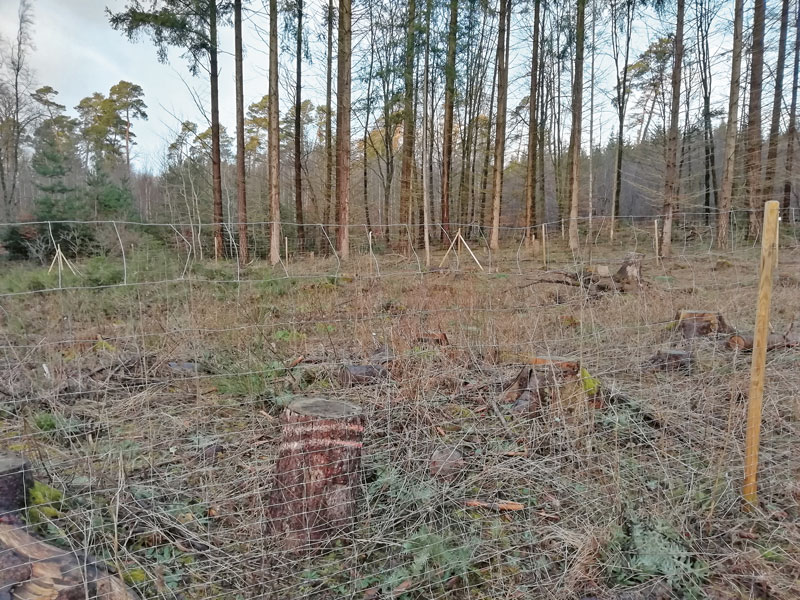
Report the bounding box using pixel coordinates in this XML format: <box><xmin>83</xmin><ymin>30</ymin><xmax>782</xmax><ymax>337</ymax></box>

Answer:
<box><xmin>0</xmin><ymin>225</ymin><xmax>799</xmax><ymax>600</ymax></box>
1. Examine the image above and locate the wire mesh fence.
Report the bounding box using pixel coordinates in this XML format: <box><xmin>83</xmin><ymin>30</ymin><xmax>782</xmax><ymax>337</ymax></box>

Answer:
<box><xmin>0</xmin><ymin>212</ymin><xmax>798</xmax><ymax>599</ymax></box>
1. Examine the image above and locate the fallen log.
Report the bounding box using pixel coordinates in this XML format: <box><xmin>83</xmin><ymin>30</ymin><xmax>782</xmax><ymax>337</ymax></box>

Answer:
<box><xmin>728</xmin><ymin>323</ymin><xmax>799</xmax><ymax>351</ymax></box>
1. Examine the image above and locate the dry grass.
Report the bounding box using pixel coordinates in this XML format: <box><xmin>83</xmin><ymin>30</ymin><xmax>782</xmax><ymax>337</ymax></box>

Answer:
<box><xmin>0</xmin><ymin>227</ymin><xmax>799</xmax><ymax>599</ymax></box>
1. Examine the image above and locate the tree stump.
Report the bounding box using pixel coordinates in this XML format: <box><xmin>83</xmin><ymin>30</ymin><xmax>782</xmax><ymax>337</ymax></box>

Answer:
<box><xmin>268</xmin><ymin>397</ymin><xmax>364</xmax><ymax>552</ymax></box>
<box><xmin>675</xmin><ymin>310</ymin><xmax>733</xmax><ymax>338</ymax></box>
<box><xmin>0</xmin><ymin>454</ymin><xmax>32</xmax><ymax>519</ymax></box>
<box><xmin>0</xmin><ymin>453</ymin><xmax>138</xmax><ymax>598</ymax></box>
<box><xmin>613</xmin><ymin>252</ymin><xmax>645</xmax><ymax>286</ymax></box>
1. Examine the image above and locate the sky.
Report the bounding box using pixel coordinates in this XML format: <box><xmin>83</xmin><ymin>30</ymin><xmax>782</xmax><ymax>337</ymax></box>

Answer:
<box><xmin>0</xmin><ymin>0</ymin><xmax>292</xmax><ymax>173</ymax></box>
<box><xmin>0</xmin><ymin>0</ymin><xmax>762</xmax><ymax>175</ymax></box>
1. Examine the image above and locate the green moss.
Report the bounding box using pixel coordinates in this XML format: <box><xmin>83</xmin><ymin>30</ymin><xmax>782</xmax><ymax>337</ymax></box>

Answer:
<box><xmin>580</xmin><ymin>367</ymin><xmax>601</xmax><ymax>396</ymax></box>
<box><xmin>123</xmin><ymin>567</ymin><xmax>149</xmax><ymax>586</ymax></box>
<box><xmin>27</xmin><ymin>480</ymin><xmax>64</xmax><ymax>524</ymax></box>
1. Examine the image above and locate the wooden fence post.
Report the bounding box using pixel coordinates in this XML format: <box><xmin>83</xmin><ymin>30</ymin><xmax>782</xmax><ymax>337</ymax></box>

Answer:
<box><xmin>743</xmin><ymin>200</ymin><xmax>780</xmax><ymax>508</ymax></box>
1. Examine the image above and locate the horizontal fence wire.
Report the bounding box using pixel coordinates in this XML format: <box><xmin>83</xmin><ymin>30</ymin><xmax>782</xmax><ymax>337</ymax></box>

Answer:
<box><xmin>0</xmin><ymin>213</ymin><xmax>798</xmax><ymax>599</ymax></box>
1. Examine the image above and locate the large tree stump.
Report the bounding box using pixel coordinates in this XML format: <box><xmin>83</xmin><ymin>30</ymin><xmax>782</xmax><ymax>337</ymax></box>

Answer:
<box><xmin>675</xmin><ymin>310</ymin><xmax>733</xmax><ymax>338</ymax></box>
<box><xmin>268</xmin><ymin>397</ymin><xmax>364</xmax><ymax>552</ymax></box>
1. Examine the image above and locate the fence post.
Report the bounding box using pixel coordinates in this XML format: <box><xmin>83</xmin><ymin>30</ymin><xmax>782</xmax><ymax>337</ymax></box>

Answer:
<box><xmin>743</xmin><ymin>200</ymin><xmax>780</xmax><ymax>509</ymax></box>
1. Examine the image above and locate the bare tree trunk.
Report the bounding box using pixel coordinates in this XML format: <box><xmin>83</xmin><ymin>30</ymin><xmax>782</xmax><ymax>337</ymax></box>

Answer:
<box><xmin>588</xmin><ymin>0</ymin><xmax>596</xmax><ymax>240</ymax></box>
<box><xmin>697</xmin><ymin>0</ymin><xmax>717</xmax><ymax>228</ymax></box>
<box><xmin>524</xmin><ymin>0</ymin><xmax>542</xmax><ymax>246</ymax></box>
<box><xmin>763</xmin><ymin>0</ymin><xmax>790</xmax><ymax>205</ymax></box>
<box><xmin>421</xmin><ymin>0</ymin><xmax>432</xmax><ymax>265</ymax></box>
<box><xmin>717</xmin><ymin>0</ymin><xmax>743</xmax><ymax>247</ymax></box>
<box><xmin>323</xmin><ymin>0</ymin><xmax>334</xmax><ymax>232</ymax></box>
<box><xmin>336</xmin><ymin>0</ymin><xmax>352</xmax><ymax>259</ymax></box>
<box><xmin>609</xmin><ymin>0</ymin><xmax>634</xmax><ymax>240</ymax></box>
<box><xmin>489</xmin><ymin>0</ymin><xmax>511</xmax><ymax>251</ymax></box>
<box><xmin>746</xmin><ymin>0</ymin><xmax>766</xmax><ymax>239</ymax></box>
<box><xmin>479</xmin><ymin>56</ymin><xmax>498</xmax><ymax>237</ymax></box>
<box><xmin>210</xmin><ymin>1</ymin><xmax>224</xmax><ymax>260</ymax></box>
<box><xmin>269</xmin><ymin>0</ymin><xmax>281</xmax><ymax>265</ymax></box>
<box><xmin>295</xmin><ymin>0</ymin><xmax>305</xmax><ymax>250</ymax></box>
<box><xmin>783</xmin><ymin>1</ymin><xmax>800</xmax><ymax>221</ymax></box>
<box><xmin>567</xmin><ymin>0</ymin><xmax>586</xmax><ymax>254</ymax></box>
<box><xmin>399</xmin><ymin>0</ymin><xmax>417</xmax><ymax>251</ymax></box>
<box><xmin>235</xmin><ymin>0</ymin><xmax>248</xmax><ymax>264</ymax></box>
<box><xmin>440</xmin><ymin>0</ymin><xmax>458</xmax><ymax>241</ymax></box>
<box><xmin>660</xmin><ymin>0</ymin><xmax>685</xmax><ymax>258</ymax></box>
<box><xmin>363</xmin><ymin>9</ymin><xmax>375</xmax><ymax>235</ymax></box>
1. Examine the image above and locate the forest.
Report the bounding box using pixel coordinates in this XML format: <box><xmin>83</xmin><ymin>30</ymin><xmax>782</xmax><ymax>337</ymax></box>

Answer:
<box><xmin>1</xmin><ymin>2</ymin><xmax>800</xmax><ymax>599</ymax></box>
<box><xmin>0</xmin><ymin>0</ymin><xmax>797</xmax><ymax>264</ymax></box>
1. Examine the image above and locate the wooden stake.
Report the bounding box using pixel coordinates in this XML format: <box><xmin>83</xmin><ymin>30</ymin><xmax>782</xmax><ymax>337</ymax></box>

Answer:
<box><xmin>439</xmin><ymin>228</ymin><xmax>461</xmax><ymax>268</ymax></box>
<box><xmin>743</xmin><ymin>200</ymin><xmax>780</xmax><ymax>509</ymax></box>
<box><xmin>284</xmin><ymin>236</ymin><xmax>289</xmax><ymax>265</ymax></box>
<box><xmin>654</xmin><ymin>219</ymin><xmax>660</xmax><ymax>264</ymax></box>
<box><xmin>541</xmin><ymin>224</ymin><xmax>547</xmax><ymax>269</ymax></box>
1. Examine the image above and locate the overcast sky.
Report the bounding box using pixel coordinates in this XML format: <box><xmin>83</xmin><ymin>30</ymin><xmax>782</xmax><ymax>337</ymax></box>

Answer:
<box><xmin>0</xmin><ymin>0</ymin><xmax>298</xmax><ymax>173</ymax></box>
<box><xmin>1</xmin><ymin>0</ymin><xmax>749</xmax><ymax>174</ymax></box>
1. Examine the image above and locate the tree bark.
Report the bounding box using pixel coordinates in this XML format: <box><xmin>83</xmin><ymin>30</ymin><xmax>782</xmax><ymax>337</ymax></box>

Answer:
<box><xmin>269</xmin><ymin>0</ymin><xmax>281</xmax><ymax>265</ymax></box>
<box><xmin>336</xmin><ymin>0</ymin><xmax>352</xmax><ymax>259</ymax></box>
<box><xmin>524</xmin><ymin>0</ymin><xmax>542</xmax><ymax>246</ymax></box>
<box><xmin>567</xmin><ymin>0</ymin><xmax>586</xmax><ymax>254</ymax></box>
<box><xmin>609</xmin><ymin>0</ymin><xmax>634</xmax><ymax>240</ymax></box>
<box><xmin>784</xmin><ymin>0</ymin><xmax>800</xmax><ymax>221</ymax></box>
<box><xmin>268</xmin><ymin>397</ymin><xmax>364</xmax><ymax>552</ymax></box>
<box><xmin>717</xmin><ymin>0</ymin><xmax>743</xmax><ymax>248</ymax></box>
<box><xmin>489</xmin><ymin>0</ymin><xmax>511</xmax><ymax>251</ymax></box>
<box><xmin>324</xmin><ymin>0</ymin><xmax>334</xmax><ymax>235</ymax></box>
<box><xmin>210</xmin><ymin>0</ymin><xmax>224</xmax><ymax>260</ymax></box>
<box><xmin>235</xmin><ymin>0</ymin><xmax>248</xmax><ymax>264</ymax></box>
<box><xmin>421</xmin><ymin>0</ymin><xmax>432</xmax><ymax>265</ymax></box>
<box><xmin>399</xmin><ymin>0</ymin><xmax>417</xmax><ymax>251</ymax></box>
<box><xmin>746</xmin><ymin>0</ymin><xmax>766</xmax><ymax>239</ymax></box>
<box><xmin>295</xmin><ymin>0</ymin><xmax>305</xmax><ymax>250</ymax></box>
<box><xmin>763</xmin><ymin>0</ymin><xmax>790</xmax><ymax>206</ymax></box>
<box><xmin>440</xmin><ymin>0</ymin><xmax>458</xmax><ymax>241</ymax></box>
<box><xmin>660</xmin><ymin>0</ymin><xmax>685</xmax><ymax>258</ymax></box>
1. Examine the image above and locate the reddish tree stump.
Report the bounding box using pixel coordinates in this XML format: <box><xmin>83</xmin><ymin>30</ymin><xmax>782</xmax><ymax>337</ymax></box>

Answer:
<box><xmin>268</xmin><ymin>397</ymin><xmax>364</xmax><ymax>552</ymax></box>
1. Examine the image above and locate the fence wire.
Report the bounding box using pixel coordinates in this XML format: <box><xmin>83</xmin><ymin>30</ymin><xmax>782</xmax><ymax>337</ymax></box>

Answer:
<box><xmin>0</xmin><ymin>214</ymin><xmax>798</xmax><ymax>600</ymax></box>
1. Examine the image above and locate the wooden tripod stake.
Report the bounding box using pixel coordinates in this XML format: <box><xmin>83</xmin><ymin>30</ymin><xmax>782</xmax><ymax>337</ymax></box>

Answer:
<box><xmin>743</xmin><ymin>201</ymin><xmax>780</xmax><ymax>509</ymax></box>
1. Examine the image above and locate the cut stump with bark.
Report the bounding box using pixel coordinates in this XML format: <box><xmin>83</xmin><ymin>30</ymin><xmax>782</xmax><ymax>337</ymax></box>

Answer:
<box><xmin>648</xmin><ymin>349</ymin><xmax>694</xmax><ymax>372</ymax></box>
<box><xmin>613</xmin><ymin>252</ymin><xmax>645</xmax><ymax>286</ymax></box>
<box><xmin>676</xmin><ymin>310</ymin><xmax>733</xmax><ymax>339</ymax></box>
<box><xmin>268</xmin><ymin>397</ymin><xmax>364</xmax><ymax>553</ymax></box>
<box><xmin>338</xmin><ymin>365</ymin><xmax>390</xmax><ymax>386</ymax></box>
<box><xmin>0</xmin><ymin>452</ymin><xmax>138</xmax><ymax>599</ymax></box>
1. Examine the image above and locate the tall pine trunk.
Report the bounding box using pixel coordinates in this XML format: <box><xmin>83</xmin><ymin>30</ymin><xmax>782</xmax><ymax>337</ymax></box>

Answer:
<box><xmin>336</xmin><ymin>0</ymin><xmax>352</xmax><ymax>259</ymax></box>
<box><xmin>660</xmin><ymin>0</ymin><xmax>685</xmax><ymax>258</ymax></box>
<box><xmin>269</xmin><ymin>0</ymin><xmax>281</xmax><ymax>265</ymax></box>
<box><xmin>489</xmin><ymin>0</ymin><xmax>510</xmax><ymax>251</ymax></box>
<box><xmin>323</xmin><ymin>0</ymin><xmax>334</xmax><ymax>231</ymax></box>
<box><xmin>746</xmin><ymin>0</ymin><xmax>766</xmax><ymax>238</ymax></box>
<box><xmin>524</xmin><ymin>0</ymin><xmax>541</xmax><ymax>246</ymax></box>
<box><xmin>295</xmin><ymin>0</ymin><xmax>305</xmax><ymax>249</ymax></box>
<box><xmin>567</xmin><ymin>0</ymin><xmax>586</xmax><ymax>253</ymax></box>
<box><xmin>763</xmin><ymin>0</ymin><xmax>790</xmax><ymax>204</ymax></box>
<box><xmin>363</xmin><ymin>9</ymin><xmax>375</xmax><ymax>234</ymax></box>
<box><xmin>399</xmin><ymin>0</ymin><xmax>417</xmax><ymax>250</ymax></box>
<box><xmin>717</xmin><ymin>0</ymin><xmax>743</xmax><ymax>247</ymax></box>
<box><xmin>440</xmin><ymin>0</ymin><xmax>458</xmax><ymax>241</ymax></box>
<box><xmin>784</xmin><ymin>1</ymin><xmax>800</xmax><ymax>220</ymax></box>
<box><xmin>210</xmin><ymin>0</ymin><xmax>224</xmax><ymax>259</ymax></box>
<box><xmin>234</xmin><ymin>0</ymin><xmax>248</xmax><ymax>264</ymax></box>
<box><xmin>421</xmin><ymin>0</ymin><xmax>432</xmax><ymax>265</ymax></box>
